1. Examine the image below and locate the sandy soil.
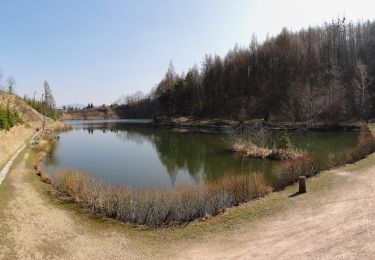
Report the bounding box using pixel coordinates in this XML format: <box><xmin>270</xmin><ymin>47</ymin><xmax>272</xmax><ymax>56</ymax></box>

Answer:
<box><xmin>0</xmin><ymin>121</ymin><xmax>64</xmax><ymax>169</ymax></box>
<box><xmin>179</xmin><ymin>166</ymin><xmax>375</xmax><ymax>259</ymax></box>
<box><xmin>0</xmin><ymin>125</ymin><xmax>35</xmax><ymax>167</ymax></box>
<box><xmin>0</xmin><ymin>92</ymin><xmax>59</xmax><ymax>168</ymax></box>
<box><xmin>0</xmin><ymin>152</ymin><xmax>138</xmax><ymax>259</ymax></box>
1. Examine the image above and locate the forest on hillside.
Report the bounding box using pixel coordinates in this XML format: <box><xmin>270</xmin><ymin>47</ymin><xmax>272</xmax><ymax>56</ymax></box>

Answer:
<box><xmin>120</xmin><ymin>18</ymin><xmax>375</xmax><ymax>123</ymax></box>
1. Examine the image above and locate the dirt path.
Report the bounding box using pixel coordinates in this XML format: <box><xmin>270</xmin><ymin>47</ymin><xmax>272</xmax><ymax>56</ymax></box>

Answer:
<box><xmin>0</xmin><ymin>152</ymin><xmax>140</xmax><ymax>259</ymax></box>
<box><xmin>179</xmin><ymin>165</ymin><xmax>375</xmax><ymax>259</ymax></box>
<box><xmin>2</xmin><ymin>145</ymin><xmax>375</xmax><ymax>259</ymax></box>
<box><xmin>0</xmin><ymin>145</ymin><xmax>26</xmax><ymax>186</ymax></box>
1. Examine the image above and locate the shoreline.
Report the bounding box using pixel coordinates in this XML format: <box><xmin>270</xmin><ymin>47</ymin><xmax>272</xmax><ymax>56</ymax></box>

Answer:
<box><xmin>60</xmin><ymin>115</ymin><xmax>364</xmax><ymax>131</ymax></box>
<box><xmin>30</xmin><ymin>123</ymin><xmax>375</xmax><ymax>228</ymax></box>
<box><xmin>2</xmin><ymin>124</ymin><xmax>375</xmax><ymax>258</ymax></box>
<box><xmin>153</xmin><ymin>117</ymin><xmax>364</xmax><ymax>131</ymax></box>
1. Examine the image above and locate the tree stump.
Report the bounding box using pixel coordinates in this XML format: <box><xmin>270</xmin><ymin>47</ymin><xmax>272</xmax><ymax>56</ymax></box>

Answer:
<box><xmin>298</xmin><ymin>176</ymin><xmax>306</xmax><ymax>193</ymax></box>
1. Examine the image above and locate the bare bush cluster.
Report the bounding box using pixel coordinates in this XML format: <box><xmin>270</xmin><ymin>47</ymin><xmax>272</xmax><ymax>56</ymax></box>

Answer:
<box><xmin>32</xmin><ymin>125</ymin><xmax>375</xmax><ymax>227</ymax></box>
<box><xmin>228</xmin><ymin>122</ymin><xmax>273</xmax><ymax>149</ymax></box>
<box><xmin>54</xmin><ymin>171</ymin><xmax>271</xmax><ymax>227</ymax></box>
<box><xmin>228</xmin><ymin>123</ymin><xmax>304</xmax><ymax>159</ymax></box>
<box><xmin>329</xmin><ymin>125</ymin><xmax>375</xmax><ymax>166</ymax></box>
<box><xmin>273</xmin><ymin>125</ymin><xmax>375</xmax><ymax>190</ymax></box>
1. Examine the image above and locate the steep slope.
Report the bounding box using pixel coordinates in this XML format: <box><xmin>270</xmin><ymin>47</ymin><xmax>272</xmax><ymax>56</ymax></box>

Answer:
<box><xmin>0</xmin><ymin>92</ymin><xmax>60</xmax><ymax>167</ymax></box>
<box><xmin>0</xmin><ymin>93</ymin><xmax>45</xmax><ymax>123</ymax></box>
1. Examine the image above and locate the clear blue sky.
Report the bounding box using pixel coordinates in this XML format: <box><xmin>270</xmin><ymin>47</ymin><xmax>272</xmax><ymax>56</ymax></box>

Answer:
<box><xmin>0</xmin><ymin>0</ymin><xmax>374</xmax><ymax>106</ymax></box>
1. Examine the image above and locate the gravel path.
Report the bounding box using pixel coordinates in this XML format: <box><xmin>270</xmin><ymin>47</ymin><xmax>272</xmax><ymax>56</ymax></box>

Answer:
<box><xmin>179</xmin><ymin>166</ymin><xmax>375</xmax><ymax>259</ymax></box>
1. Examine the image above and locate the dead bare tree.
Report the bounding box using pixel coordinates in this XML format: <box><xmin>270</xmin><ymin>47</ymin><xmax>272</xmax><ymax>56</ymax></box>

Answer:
<box><xmin>7</xmin><ymin>76</ymin><xmax>15</xmax><ymax>95</ymax></box>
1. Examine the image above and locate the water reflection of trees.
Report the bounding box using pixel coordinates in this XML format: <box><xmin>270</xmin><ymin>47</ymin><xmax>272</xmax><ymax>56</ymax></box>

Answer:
<box><xmin>44</xmin><ymin>152</ymin><xmax>60</xmax><ymax>167</ymax></box>
<box><xmin>116</xmin><ymin>130</ymin><xmax>146</xmax><ymax>145</ymax></box>
<box><xmin>152</xmin><ymin>132</ymin><xmax>205</xmax><ymax>185</ymax></box>
<box><xmin>81</xmin><ymin>123</ymin><xmax>148</xmax><ymax>145</ymax></box>
<box><xmin>65</xmin><ymin>122</ymin><xmax>359</xmax><ymax>186</ymax></box>
<box><xmin>76</xmin><ymin>122</ymin><xmax>275</xmax><ymax>185</ymax></box>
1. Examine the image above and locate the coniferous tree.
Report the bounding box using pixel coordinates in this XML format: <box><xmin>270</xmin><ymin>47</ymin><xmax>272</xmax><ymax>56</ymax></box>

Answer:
<box><xmin>116</xmin><ymin>19</ymin><xmax>375</xmax><ymax>123</ymax></box>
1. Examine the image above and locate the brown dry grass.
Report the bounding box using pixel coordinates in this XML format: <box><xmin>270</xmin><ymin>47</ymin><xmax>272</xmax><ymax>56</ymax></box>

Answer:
<box><xmin>30</xmin><ymin>123</ymin><xmax>375</xmax><ymax>228</ymax></box>
<box><xmin>0</xmin><ymin>92</ymin><xmax>64</xmax><ymax>168</ymax></box>
<box><xmin>30</xmin><ymin>129</ymin><xmax>272</xmax><ymax>228</ymax></box>
<box><xmin>329</xmin><ymin>125</ymin><xmax>375</xmax><ymax>166</ymax></box>
<box><xmin>232</xmin><ymin>141</ymin><xmax>305</xmax><ymax>159</ymax></box>
<box><xmin>53</xmin><ymin>170</ymin><xmax>271</xmax><ymax>227</ymax></box>
<box><xmin>273</xmin><ymin>125</ymin><xmax>375</xmax><ymax>190</ymax></box>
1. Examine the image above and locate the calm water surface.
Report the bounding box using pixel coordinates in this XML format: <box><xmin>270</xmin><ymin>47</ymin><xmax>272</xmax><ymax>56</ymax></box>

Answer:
<box><xmin>43</xmin><ymin>120</ymin><xmax>359</xmax><ymax>188</ymax></box>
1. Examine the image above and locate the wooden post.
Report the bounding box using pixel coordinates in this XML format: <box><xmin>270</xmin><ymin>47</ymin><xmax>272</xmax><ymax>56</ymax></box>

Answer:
<box><xmin>298</xmin><ymin>176</ymin><xmax>306</xmax><ymax>193</ymax></box>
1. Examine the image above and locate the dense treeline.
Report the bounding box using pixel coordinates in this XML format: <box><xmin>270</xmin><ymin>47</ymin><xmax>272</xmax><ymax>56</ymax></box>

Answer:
<box><xmin>131</xmin><ymin>18</ymin><xmax>375</xmax><ymax>122</ymax></box>
<box><xmin>113</xmin><ymin>90</ymin><xmax>158</xmax><ymax>118</ymax></box>
<box><xmin>114</xmin><ymin>100</ymin><xmax>157</xmax><ymax>118</ymax></box>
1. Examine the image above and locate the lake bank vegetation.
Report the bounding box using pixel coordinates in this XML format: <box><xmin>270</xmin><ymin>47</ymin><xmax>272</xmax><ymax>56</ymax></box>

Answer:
<box><xmin>228</xmin><ymin>123</ymin><xmax>305</xmax><ymax>159</ymax></box>
<box><xmin>32</xmin><ymin>124</ymin><xmax>375</xmax><ymax>227</ymax></box>
<box><xmin>273</xmin><ymin>125</ymin><xmax>375</xmax><ymax>189</ymax></box>
<box><xmin>152</xmin><ymin>116</ymin><xmax>364</xmax><ymax>131</ymax></box>
<box><xmin>32</xmin><ymin>126</ymin><xmax>72</xmax><ymax>184</ymax></box>
<box><xmin>54</xmin><ymin>171</ymin><xmax>271</xmax><ymax>227</ymax></box>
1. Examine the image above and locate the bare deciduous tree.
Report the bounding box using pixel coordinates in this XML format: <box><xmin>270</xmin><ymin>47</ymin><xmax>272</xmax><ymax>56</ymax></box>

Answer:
<box><xmin>43</xmin><ymin>81</ymin><xmax>55</xmax><ymax>109</ymax></box>
<box><xmin>115</xmin><ymin>18</ymin><xmax>375</xmax><ymax>123</ymax></box>
<box><xmin>7</xmin><ymin>76</ymin><xmax>15</xmax><ymax>94</ymax></box>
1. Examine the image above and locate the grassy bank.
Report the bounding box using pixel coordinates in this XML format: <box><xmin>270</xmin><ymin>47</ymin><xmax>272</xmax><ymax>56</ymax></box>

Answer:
<box><xmin>273</xmin><ymin>125</ymin><xmax>375</xmax><ymax>190</ymax></box>
<box><xmin>231</xmin><ymin>141</ymin><xmax>305</xmax><ymax>160</ymax></box>
<box><xmin>32</xmin><ymin>128</ymin><xmax>273</xmax><ymax>227</ymax></box>
<box><xmin>48</xmin><ymin>170</ymin><xmax>271</xmax><ymax>227</ymax></box>
<box><xmin>228</xmin><ymin>123</ymin><xmax>306</xmax><ymax>160</ymax></box>
<box><xmin>32</xmin><ymin>125</ymin><xmax>375</xmax><ymax>228</ymax></box>
<box><xmin>33</xmin><ymin>127</ymin><xmax>70</xmax><ymax>184</ymax></box>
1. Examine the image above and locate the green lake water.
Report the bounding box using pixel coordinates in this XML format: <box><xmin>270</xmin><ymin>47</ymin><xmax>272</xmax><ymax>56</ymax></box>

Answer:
<box><xmin>43</xmin><ymin>120</ymin><xmax>359</xmax><ymax>188</ymax></box>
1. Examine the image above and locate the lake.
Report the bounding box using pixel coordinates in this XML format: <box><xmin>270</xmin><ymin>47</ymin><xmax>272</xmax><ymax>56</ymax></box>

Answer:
<box><xmin>43</xmin><ymin>120</ymin><xmax>359</xmax><ymax>188</ymax></box>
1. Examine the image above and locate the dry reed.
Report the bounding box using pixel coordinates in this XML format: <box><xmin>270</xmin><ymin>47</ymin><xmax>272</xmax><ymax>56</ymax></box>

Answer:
<box><xmin>273</xmin><ymin>125</ymin><xmax>375</xmax><ymax>190</ymax></box>
<box><xmin>54</xmin><ymin>170</ymin><xmax>271</xmax><ymax>227</ymax></box>
<box><xmin>32</xmin><ymin>125</ymin><xmax>375</xmax><ymax>227</ymax></box>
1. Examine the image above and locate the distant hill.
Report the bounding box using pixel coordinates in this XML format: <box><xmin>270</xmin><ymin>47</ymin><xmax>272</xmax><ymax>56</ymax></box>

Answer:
<box><xmin>60</xmin><ymin>107</ymin><xmax>118</xmax><ymax>120</ymax></box>
<box><xmin>59</xmin><ymin>104</ymin><xmax>155</xmax><ymax>120</ymax></box>
<box><xmin>58</xmin><ymin>103</ymin><xmax>86</xmax><ymax>110</ymax></box>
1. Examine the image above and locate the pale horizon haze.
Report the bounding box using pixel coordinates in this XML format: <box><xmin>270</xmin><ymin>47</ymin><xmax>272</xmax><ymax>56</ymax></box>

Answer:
<box><xmin>0</xmin><ymin>0</ymin><xmax>375</xmax><ymax>106</ymax></box>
